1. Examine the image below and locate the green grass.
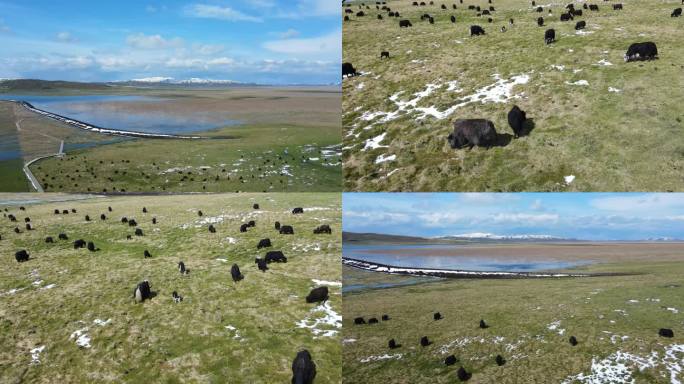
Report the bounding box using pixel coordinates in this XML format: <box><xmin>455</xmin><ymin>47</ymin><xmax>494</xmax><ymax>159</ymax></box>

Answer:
<box><xmin>342</xmin><ymin>259</ymin><xmax>684</xmax><ymax>383</ymax></box>
<box><xmin>0</xmin><ymin>193</ymin><xmax>341</xmax><ymax>383</ymax></box>
<box><xmin>343</xmin><ymin>0</ymin><xmax>684</xmax><ymax>191</ymax></box>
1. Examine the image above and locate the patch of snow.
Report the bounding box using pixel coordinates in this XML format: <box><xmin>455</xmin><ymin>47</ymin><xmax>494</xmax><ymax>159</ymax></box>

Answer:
<box><xmin>375</xmin><ymin>154</ymin><xmax>396</xmax><ymax>164</ymax></box>
<box><xmin>363</xmin><ymin>132</ymin><xmax>388</xmax><ymax>151</ymax></box>
<box><xmin>547</xmin><ymin>320</ymin><xmax>566</xmax><ymax>335</ymax></box>
<box><xmin>666</xmin><ymin>307</ymin><xmax>679</xmax><ymax>314</ymax></box>
<box><xmin>550</xmin><ymin>64</ymin><xmax>566</xmax><ymax>71</ymax></box>
<box><xmin>69</xmin><ymin>328</ymin><xmax>91</xmax><ymax>348</ymax></box>
<box><xmin>225</xmin><ymin>237</ymin><xmax>237</xmax><ymax>244</ymax></box>
<box><xmin>295</xmin><ymin>301</ymin><xmax>342</xmax><ymax>338</ymax></box>
<box><xmin>93</xmin><ymin>318</ymin><xmax>111</xmax><ymax>326</ymax></box>
<box><xmin>30</xmin><ymin>345</ymin><xmax>45</xmax><ymax>365</ymax></box>
<box><xmin>564</xmin><ymin>175</ymin><xmax>575</xmax><ymax>184</ymax></box>
<box><xmin>343</xmin><ymin>338</ymin><xmax>357</xmax><ymax>344</ymax></box>
<box><xmin>360</xmin><ymin>354</ymin><xmax>403</xmax><ymax>363</ymax></box>
<box><xmin>312</xmin><ymin>279</ymin><xmax>342</xmax><ymax>287</ymax></box>
<box><xmin>609</xmin><ymin>87</ymin><xmax>622</xmax><ymax>93</ymax></box>
<box><xmin>357</xmin><ymin>82</ymin><xmax>365</xmax><ymax>90</ymax></box>
<box><xmin>597</xmin><ymin>59</ymin><xmax>613</xmax><ymax>66</ymax></box>
<box><xmin>566</xmin><ymin>80</ymin><xmax>589</xmax><ymax>86</ymax></box>
<box><xmin>225</xmin><ymin>325</ymin><xmax>242</xmax><ymax>340</ymax></box>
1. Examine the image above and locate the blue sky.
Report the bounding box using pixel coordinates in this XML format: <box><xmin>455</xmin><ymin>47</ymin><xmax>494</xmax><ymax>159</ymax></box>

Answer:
<box><xmin>343</xmin><ymin>193</ymin><xmax>684</xmax><ymax>240</ymax></box>
<box><xmin>0</xmin><ymin>0</ymin><xmax>340</xmax><ymax>84</ymax></box>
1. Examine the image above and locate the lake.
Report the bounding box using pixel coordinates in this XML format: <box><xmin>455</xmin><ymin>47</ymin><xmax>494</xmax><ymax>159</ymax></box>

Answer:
<box><xmin>0</xmin><ymin>94</ymin><xmax>241</xmax><ymax>134</ymax></box>
<box><xmin>343</xmin><ymin>244</ymin><xmax>591</xmax><ymax>273</ymax></box>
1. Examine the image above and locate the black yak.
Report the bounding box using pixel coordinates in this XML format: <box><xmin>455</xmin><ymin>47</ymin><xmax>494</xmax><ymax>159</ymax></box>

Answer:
<box><xmin>673</xmin><ymin>8</ymin><xmax>682</xmax><ymax>17</ymax></box>
<box><xmin>59</xmin><ymin>233</ymin><xmax>68</xmax><ymax>240</ymax></box>
<box><xmin>240</xmin><ymin>224</ymin><xmax>249</xmax><ymax>232</ymax></box>
<box><xmin>434</xmin><ymin>312</ymin><xmax>443</xmax><ymax>320</ymax></box>
<box><xmin>45</xmin><ymin>236</ymin><xmax>54</xmax><ymax>243</ymax></box>
<box><xmin>382</xmin><ymin>314</ymin><xmax>390</xmax><ymax>321</ymax></box>
<box><xmin>659</xmin><ymin>328</ymin><xmax>674</xmax><ymax>338</ymax></box>
<box><xmin>265</xmin><ymin>250</ymin><xmax>287</xmax><ymax>263</ymax></box>
<box><xmin>198</xmin><ymin>210</ymin><xmax>203</xmax><ymax>217</ymax></box>
<box><xmin>399</xmin><ymin>19</ymin><xmax>413</xmax><ymax>27</ymax></box>
<box><xmin>135</xmin><ymin>228</ymin><xmax>143</xmax><ymax>236</ymax></box>
<box><xmin>380</xmin><ymin>51</ymin><xmax>390</xmax><ymax>59</ymax></box>
<box><xmin>73</xmin><ymin>239</ymin><xmax>86</xmax><ymax>249</ymax></box>
<box><xmin>291</xmin><ymin>350</ymin><xmax>316</xmax><ymax>384</ymax></box>
<box><xmin>545</xmin><ymin>28</ymin><xmax>556</xmax><ymax>44</ymax></box>
<box><xmin>172</xmin><ymin>291</ymin><xmax>183</xmax><ymax>303</ymax></box>
<box><xmin>85</xmin><ymin>215</ymin><xmax>91</xmax><ymax>221</ymax></box>
<box><xmin>292</xmin><ymin>207</ymin><xmax>304</xmax><ymax>214</ymax></box>
<box><xmin>208</xmin><ymin>224</ymin><xmax>216</xmax><ymax>233</ymax></box>
<box><xmin>247</xmin><ymin>220</ymin><xmax>256</xmax><ymax>227</ymax></box>
<box><xmin>253</xmin><ymin>203</ymin><xmax>259</xmax><ymax>209</ymax></box>
<box><xmin>537</xmin><ymin>17</ymin><xmax>544</xmax><ymax>26</ymax></box>
<box><xmin>257</xmin><ymin>238</ymin><xmax>272</xmax><ymax>248</ymax></box>
<box><xmin>178</xmin><ymin>261</ymin><xmax>187</xmax><ymax>274</ymax></box>
<box><xmin>134</xmin><ymin>280</ymin><xmax>151</xmax><ymax>303</ymax></box>
<box><xmin>448</xmin><ymin>119</ymin><xmax>498</xmax><ymax>149</ymax></box>
<box><xmin>354</xmin><ymin>317</ymin><xmax>366</xmax><ymax>325</ymax></box>
<box><xmin>624</xmin><ymin>42</ymin><xmax>658</xmax><ymax>62</ymax></box>
<box><xmin>100</xmin><ymin>214</ymin><xmax>106</xmax><ymax>220</ymax></box>
<box><xmin>389</xmin><ymin>338</ymin><xmax>400</xmax><ymax>349</ymax></box>
<box><xmin>280</xmin><ymin>225</ymin><xmax>294</xmax><ymax>235</ymax></box>
<box><xmin>313</xmin><ymin>225</ymin><xmax>332</xmax><ymax>234</ymax></box>
<box><xmin>457</xmin><ymin>367</ymin><xmax>472</xmax><ymax>381</ymax></box>
<box><xmin>496</xmin><ymin>354</ymin><xmax>506</xmax><ymax>366</ymax></box>
<box><xmin>368</xmin><ymin>318</ymin><xmax>379</xmax><ymax>324</ymax></box>
<box><xmin>480</xmin><ymin>319</ymin><xmax>489</xmax><ymax>329</ymax></box>
<box><xmin>507</xmin><ymin>105</ymin><xmax>527</xmax><ymax>137</ymax></box>
<box><xmin>256</xmin><ymin>258</ymin><xmax>268</xmax><ymax>272</ymax></box>
<box><xmin>569</xmin><ymin>336</ymin><xmax>578</xmax><ymax>345</ymax></box>
<box><xmin>420</xmin><ymin>336</ymin><xmax>431</xmax><ymax>346</ymax></box>
<box><xmin>144</xmin><ymin>250</ymin><xmax>152</xmax><ymax>258</ymax></box>
<box><xmin>87</xmin><ymin>241</ymin><xmax>96</xmax><ymax>252</ymax></box>
<box><xmin>15</xmin><ymin>250</ymin><xmax>29</xmax><ymax>262</ymax></box>
<box><xmin>142</xmin><ymin>207</ymin><xmax>147</xmax><ymax>213</ymax></box>
<box><xmin>445</xmin><ymin>355</ymin><xmax>458</xmax><ymax>366</ymax></box>
<box><xmin>128</xmin><ymin>219</ymin><xmax>138</xmax><ymax>227</ymax></box>
<box><xmin>575</xmin><ymin>20</ymin><xmax>586</xmax><ymax>30</ymax></box>
<box><xmin>231</xmin><ymin>264</ymin><xmax>244</xmax><ymax>282</ymax></box>
<box><xmin>275</xmin><ymin>221</ymin><xmax>281</xmax><ymax>230</ymax></box>
<box><xmin>470</xmin><ymin>25</ymin><xmax>485</xmax><ymax>36</ymax></box>
<box><xmin>343</xmin><ymin>62</ymin><xmax>358</xmax><ymax>77</ymax></box>
<box><xmin>306</xmin><ymin>286</ymin><xmax>329</xmax><ymax>303</ymax></box>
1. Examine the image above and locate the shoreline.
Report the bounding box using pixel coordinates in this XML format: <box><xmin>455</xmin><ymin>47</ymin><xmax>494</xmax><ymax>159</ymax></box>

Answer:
<box><xmin>342</xmin><ymin>257</ymin><xmax>639</xmax><ymax>279</ymax></box>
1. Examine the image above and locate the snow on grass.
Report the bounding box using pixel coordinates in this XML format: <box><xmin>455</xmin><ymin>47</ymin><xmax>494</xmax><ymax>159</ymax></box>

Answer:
<box><xmin>597</xmin><ymin>59</ymin><xmax>614</xmax><ymax>66</ymax></box>
<box><xmin>363</xmin><ymin>132</ymin><xmax>388</xmax><ymax>151</ymax></box>
<box><xmin>40</xmin><ymin>284</ymin><xmax>57</xmax><ymax>290</ymax></box>
<box><xmin>562</xmin><ymin>345</ymin><xmax>684</xmax><ymax>384</ymax></box>
<box><xmin>609</xmin><ymin>87</ymin><xmax>622</xmax><ymax>93</ymax></box>
<box><xmin>30</xmin><ymin>345</ymin><xmax>46</xmax><ymax>365</ymax></box>
<box><xmin>547</xmin><ymin>320</ymin><xmax>566</xmax><ymax>336</ymax></box>
<box><xmin>360</xmin><ymin>354</ymin><xmax>403</xmax><ymax>363</ymax></box>
<box><xmin>0</xmin><ymin>288</ymin><xmax>26</xmax><ymax>296</ymax></box>
<box><xmin>215</xmin><ymin>258</ymin><xmax>228</xmax><ymax>263</ymax></box>
<box><xmin>70</xmin><ymin>328</ymin><xmax>91</xmax><ymax>348</ymax></box>
<box><xmin>343</xmin><ymin>338</ymin><xmax>357</xmax><ymax>344</ymax></box>
<box><xmin>375</xmin><ymin>154</ymin><xmax>396</xmax><ymax>164</ymax></box>
<box><xmin>386</xmin><ymin>168</ymin><xmax>401</xmax><ymax>178</ymax></box>
<box><xmin>566</xmin><ymin>80</ymin><xmax>589</xmax><ymax>86</ymax></box>
<box><xmin>93</xmin><ymin>318</ymin><xmax>111</xmax><ymax>326</ymax></box>
<box><xmin>575</xmin><ymin>30</ymin><xmax>595</xmax><ymax>36</ymax></box>
<box><xmin>224</xmin><ymin>237</ymin><xmax>237</xmax><ymax>244</ymax></box>
<box><xmin>357</xmin><ymin>82</ymin><xmax>365</xmax><ymax>90</ymax></box>
<box><xmin>225</xmin><ymin>325</ymin><xmax>243</xmax><ymax>340</ymax></box>
<box><xmin>295</xmin><ymin>301</ymin><xmax>342</xmax><ymax>338</ymax></box>
<box><xmin>564</xmin><ymin>175</ymin><xmax>576</xmax><ymax>185</ymax></box>
<box><xmin>665</xmin><ymin>307</ymin><xmax>680</xmax><ymax>314</ymax></box>
<box><xmin>550</xmin><ymin>64</ymin><xmax>566</xmax><ymax>71</ymax></box>
<box><xmin>311</xmin><ymin>279</ymin><xmax>342</xmax><ymax>287</ymax></box>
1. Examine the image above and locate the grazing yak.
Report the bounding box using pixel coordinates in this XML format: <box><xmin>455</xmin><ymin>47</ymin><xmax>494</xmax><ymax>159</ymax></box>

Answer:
<box><xmin>445</xmin><ymin>355</ymin><xmax>458</xmax><ymax>366</ymax></box>
<box><xmin>280</xmin><ymin>225</ymin><xmax>294</xmax><ymax>235</ymax></box>
<box><xmin>291</xmin><ymin>350</ymin><xmax>316</xmax><ymax>384</ymax></box>
<box><xmin>560</xmin><ymin>12</ymin><xmax>573</xmax><ymax>21</ymax></box>
<box><xmin>85</xmin><ymin>215</ymin><xmax>91</xmax><ymax>221</ymax></box>
<box><xmin>451</xmin><ymin>15</ymin><xmax>456</xmax><ymax>23</ymax></box>
<box><xmin>420</xmin><ymin>336</ymin><xmax>431</xmax><ymax>346</ymax></box>
<box><xmin>575</xmin><ymin>20</ymin><xmax>586</xmax><ymax>30</ymax></box>
<box><xmin>480</xmin><ymin>319</ymin><xmax>489</xmax><ymax>329</ymax></box>
<box><xmin>313</xmin><ymin>225</ymin><xmax>332</xmax><ymax>234</ymax></box>
<box><xmin>172</xmin><ymin>291</ymin><xmax>183</xmax><ymax>303</ymax></box>
<box><xmin>208</xmin><ymin>224</ymin><xmax>216</xmax><ymax>233</ymax></box>
<box><xmin>368</xmin><ymin>318</ymin><xmax>379</xmax><ymax>324</ymax></box>
<box><xmin>448</xmin><ymin>119</ymin><xmax>498</xmax><ymax>149</ymax></box>
<box><xmin>537</xmin><ymin>17</ymin><xmax>544</xmax><ymax>26</ymax></box>
<box><xmin>24</xmin><ymin>217</ymin><xmax>30</xmax><ymax>222</ymax></box>
<box><xmin>306</xmin><ymin>286</ymin><xmax>329</xmax><ymax>303</ymax></box>
<box><xmin>198</xmin><ymin>210</ymin><xmax>203</xmax><ymax>217</ymax></box>
<box><xmin>142</xmin><ymin>207</ymin><xmax>147</xmax><ymax>213</ymax></box>
<box><xmin>507</xmin><ymin>105</ymin><xmax>527</xmax><ymax>137</ymax></box>
<box><xmin>380</xmin><ymin>51</ymin><xmax>390</xmax><ymax>59</ymax></box>
<box><xmin>231</xmin><ymin>264</ymin><xmax>244</xmax><ymax>282</ymax></box>
<box><xmin>62</xmin><ymin>210</ymin><xmax>69</xmax><ymax>215</ymax></box>
<box><xmin>659</xmin><ymin>328</ymin><xmax>674</xmax><ymax>338</ymax></box>
<box><xmin>240</xmin><ymin>224</ymin><xmax>249</xmax><ymax>232</ymax></box>
<box><xmin>388</xmin><ymin>339</ymin><xmax>400</xmax><ymax>349</ymax></box>
<box><xmin>59</xmin><ymin>233</ymin><xmax>68</xmax><ymax>240</ymax></box>
<box><xmin>25</xmin><ymin>223</ymin><xmax>32</xmax><ymax>231</ymax></box>
<box><xmin>496</xmin><ymin>355</ymin><xmax>506</xmax><ymax>366</ymax></box>
<box><xmin>87</xmin><ymin>241</ymin><xmax>97</xmax><ymax>252</ymax></box>
<box><xmin>275</xmin><ymin>221</ymin><xmax>281</xmax><ymax>230</ymax></box>
<box><xmin>128</xmin><ymin>219</ymin><xmax>138</xmax><ymax>227</ymax></box>
<box><xmin>257</xmin><ymin>238</ymin><xmax>272</xmax><ymax>249</ymax></box>
<box><xmin>15</xmin><ymin>250</ymin><xmax>29</xmax><ymax>262</ymax></box>
<box><xmin>247</xmin><ymin>220</ymin><xmax>256</xmax><ymax>227</ymax></box>
<box><xmin>569</xmin><ymin>336</ymin><xmax>578</xmax><ymax>346</ymax></box>
<box><xmin>624</xmin><ymin>42</ymin><xmax>658</xmax><ymax>62</ymax></box>
<box><xmin>589</xmin><ymin>4</ymin><xmax>599</xmax><ymax>11</ymax></box>
<box><xmin>134</xmin><ymin>280</ymin><xmax>152</xmax><ymax>303</ymax></box>
<box><xmin>613</xmin><ymin>4</ymin><xmax>623</xmax><ymax>10</ymax></box>
<box><xmin>434</xmin><ymin>312</ymin><xmax>443</xmax><ymax>320</ymax></box>
<box><xmin>265</xmin><ymin>250</ymin><xmax>288</xmax><ymax>263</ymax></box>
<box><xmin>121</xmin><ymin>217</ymin><xmax>128</xmax><ymax>223</ymax></box>
<box><xmin>545</xmin><ymin>28</ymin><xmax>556</xmax><ymax>44</ymax></box>
<box><xmin>382</xmin><ymin>314</ymin><xmax>390</xmax><ymax>321</ymax></box>
<box><xmin>470</xmin><ymin>25</ymin><xmax>485</xmax><ymax>36</ymax></box>
<box><xmin>144</xmin><ymin>250</ymin><xmax>152</xmax><ymax>258</ymax></box>
<box><xmin>253</xmin><ymin>203</ymin><xmax>259</xmax><ymax>209</ymax></box>
<box><xmin>399</xmin><ymin>19</ymin><xmax>413</xmax><ymax>27</ymax></box>
<box><xmin>100</xmin><ymin>214</ymin><xmax>106</xmax><ymax>220</ymax></box>
<box><xmin>108</xmin><ymin>206</ymin><xmax>112</xmax><ymax>212</ymax></box>
<box><xmin>13</xmin><ymin>227</ymin><xmax>20</xmax><ymax>234</ymax></box>
<box><xmin>673</xmin><ymin>8</ymin><xmax>682</xmax><ymax>17</ymax></box>
<box><xmin>292</xmin><ymin>207</ymin><xmax>304</xmax><ymax>214</ymax></box>
<box><xmin>8</xmin><ymin>214</ymin><xmax>16</xmax><ymax>221</ymax></box>
<box><xmin>73</xmin><ymin>239</ymin><xmax>86</xmax><ymax>249</ymax></box>
<box><xmin>354</xmin><ymin>317</ymin><xmax>366</xmax><ymax>325</ymax></box>
<box><xmin>256</xmin><ymin>258</ymin><xmax>268</xmax><ymax>272</ymax></box>
<box><xmin>54</xmin><ymin>209</ymin><xmax>60</xmax><ymax>215</ymax></box>
<box><xmin>457</xmin><ymin>367</ymin><xmax>472</xmax><ymax>381</ymax></box>
<box><xmin>343</xmin><ymin>62</ymin><xmax>359</xmax><ymax>77</ymax></box>
<box><xmin>45</xmin><ymin>236</ymin><xmax>54</xmax><ymax>243</ymax></box>
<box><xmin>152</xmin><ymin>217</ymin><xmax>156</xmax><ymax>224</ymax></box>
<box><xmin>178</xmin><ymin>261</ymin><xmax>187</xmax><ymax>274</ymax></box>
<box><xmin>135</xmin><ymin>228</ymin><xmax>144</xmax><ymax>236</ymax></box>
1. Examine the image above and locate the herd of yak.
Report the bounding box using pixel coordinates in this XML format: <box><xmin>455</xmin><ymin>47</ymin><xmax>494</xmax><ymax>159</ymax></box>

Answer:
<box><xmin>343</xmin><ymin>0</ymin><xmax>673</xmax><ymax>149</ymax></box>
<box><xmin>6</xmin><ymin>203</ymin><xmax>332</xmax><ymax>383</ymax></box>
<box><xmin>352</xmin><ymin>310</ymin><xmax>676</xmax><ymax>381</ymax></box>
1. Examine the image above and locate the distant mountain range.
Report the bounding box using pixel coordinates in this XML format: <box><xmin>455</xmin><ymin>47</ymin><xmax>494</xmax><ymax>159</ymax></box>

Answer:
<box><xmin>343</xmin><ymin>232</ymin><xmax>682</xmax><ymax>243</ymax></box>
<box><xmin>0</xmin><ymin>78</ymin><xmax>340</xmax><ymax>90</ymax></box>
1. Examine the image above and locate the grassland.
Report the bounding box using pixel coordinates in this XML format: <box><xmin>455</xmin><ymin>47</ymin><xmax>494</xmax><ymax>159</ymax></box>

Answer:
<box><xmin>0</xmin><ymin>193</ymin><xmax>341</xmax><ymax>383</ymax></box>
<box><xmin>342</xmin><ymin>243</ymin><xmax>684</xmax><ymax>383</ymax></box>
<box><xmin>0</xmin><ymin>85</ymin><xmax>341</xmax><ymax>193</ymax></box>
<box><xmin>343</xmin><ymin>0</ymin><xmax>684</xmax><ymax>191</ymax></box>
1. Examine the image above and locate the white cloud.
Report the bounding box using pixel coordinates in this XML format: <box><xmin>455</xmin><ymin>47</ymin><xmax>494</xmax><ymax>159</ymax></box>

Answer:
<box><xmin>126</xmin><ymin>33</ymin><xmax>183</xmax><ymax>49</ymax></box>
<box><xmin>277</xmin><ymin>29</ymin><xmax>300</xmax><ymax>39</ymax></box>
<box><xmin>184</xmin><ymin>4</ymin><xmax>262</xmax><ymax>22</ymax></box>
<box><xmin>489</xmin><ymin>213</ymin><xmax>559</xmax><ymax>224</ymax></box>
<box><xmin>591</xmin><ymin>194</ymin><xmax>684</xmax><ymax>213</ymax></box>
<box><xmin>192</xmin><ymin>43</ymin><xmax>224</xmax><ymax>55</ymax></box>
<box><xmin>263</xmin><ymin>30</ymin><xmax>340</xmax><ymax>57</ymax></box>
<box><xmin>56</xmin><ymin>32</ymin><xmax>76</xmax><ymax>42</ymax></box>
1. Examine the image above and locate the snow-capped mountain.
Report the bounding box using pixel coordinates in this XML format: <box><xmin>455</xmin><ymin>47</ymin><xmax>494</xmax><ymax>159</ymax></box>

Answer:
<box><xmin>437</xmin><ymin>233</ymin><xmax>568</xmax><ymax>240</ymax></box>
<box><xmin>120</xmin><ymin>77</ymin><xmax>242</xmax><ymax>85</ymax></box>
<box><xmin>130</xmin><ymin>77</ymin><xmax>174</xmax><ymax>83</ymax></box>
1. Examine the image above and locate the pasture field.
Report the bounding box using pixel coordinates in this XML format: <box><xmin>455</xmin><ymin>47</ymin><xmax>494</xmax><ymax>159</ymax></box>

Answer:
<box><xmin>342</xmin><ymin>0</ymin><xmax>684</xmax><ymax>191</ymax></box>
<box><xmin>0</xmin><ymin>193</ymin><xmax>341</xmax><ymax>383</ymax></box>
<box><xmin>342</xmin><ymin>245</ymin><xmax>684</xmax><ymax>383</ymax></box>
<box><xmin>0</xmin><ymin>85</ymin><xmax>341</xmax><ymax>193</ymax></box>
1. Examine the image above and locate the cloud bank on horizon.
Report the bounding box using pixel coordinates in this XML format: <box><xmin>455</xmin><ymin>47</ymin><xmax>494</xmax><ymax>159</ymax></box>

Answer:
<box><xmin>0</xmin><ymin>0</ymin><xmax>340</xmax><ymax>84</ymax></box>
<box><xmin>343</xmin><ymin>193</ymin><xmax>684</xmax><ymax>241</ymax></box>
